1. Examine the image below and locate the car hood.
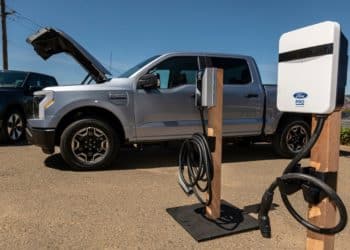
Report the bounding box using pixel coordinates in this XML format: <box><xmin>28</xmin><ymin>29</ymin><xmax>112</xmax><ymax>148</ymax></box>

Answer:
<box><xmin>26</xmin><ymin>27</ymin><xmax>111</xmax><ymax>83</ymax></box>
<box><xmin>43</xmin><ymin>78</ymin><xmax>133</xmax><ymax>92</ymax></box>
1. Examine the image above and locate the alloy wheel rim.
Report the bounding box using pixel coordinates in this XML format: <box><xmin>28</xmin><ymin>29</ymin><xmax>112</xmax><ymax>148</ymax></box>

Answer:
<box><xmin>71</xmin><ymin>127</ymin><xmax>109</xmax><ymax>165</ymax></box>
<box><xmin>286</xmin><ymin>125</ymin><xmax>309</xmax><ymax>153</ymax></box>
<box><xmin>7</xmin><ymin>113</ymin><xmax>23</xmax><ymax>141</ymax></box>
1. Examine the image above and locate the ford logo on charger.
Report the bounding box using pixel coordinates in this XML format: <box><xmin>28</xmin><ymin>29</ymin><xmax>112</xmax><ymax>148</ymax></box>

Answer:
<box><xmin>293</xmin><ymin>92</ymin><xmax>308</xmax><ymax>106</ymax></box>
<box><xmin>293</xmin><ymin>92</ymin><xmax>308</xmax><ymax>99</ymax></box>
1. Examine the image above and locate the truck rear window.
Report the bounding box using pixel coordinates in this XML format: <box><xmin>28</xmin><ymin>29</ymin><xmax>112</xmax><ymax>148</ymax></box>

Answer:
<box><xmin>211</xmin><ymin>57</ymin><xmax>252</xmax><ymax>84</ymax></box>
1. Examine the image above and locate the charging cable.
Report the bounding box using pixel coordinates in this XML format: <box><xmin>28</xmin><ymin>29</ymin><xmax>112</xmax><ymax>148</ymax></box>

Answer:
<box><xmin>178</xmin><ymin>107</ymin><xmax>214</xmax><ymax>205</ymax></box>
<box><xmin>259</xmin><ymin>115</ymin><xmax>348</xmax><ymax>237</ymax></box>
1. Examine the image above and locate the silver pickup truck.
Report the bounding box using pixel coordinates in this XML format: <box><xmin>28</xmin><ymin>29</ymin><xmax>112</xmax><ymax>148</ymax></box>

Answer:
<box><xmin>26</xmin><ymin>28</ymin><xmax>311</xmax><ymax>170</ymax></box>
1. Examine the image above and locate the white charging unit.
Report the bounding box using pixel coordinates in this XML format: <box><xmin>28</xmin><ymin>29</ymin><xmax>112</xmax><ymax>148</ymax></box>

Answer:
<box><xmin>195</xmin><ymin>68</ymin><xmax>217</xmax><ymax>108</ymax></box>
<box><xmin>277</xmin><ymin>21</ymin><xmax>348</xmax><ymax>114</ymax></box>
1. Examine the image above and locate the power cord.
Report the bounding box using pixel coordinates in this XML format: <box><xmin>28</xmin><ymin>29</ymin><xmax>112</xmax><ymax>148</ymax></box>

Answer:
<box><xmin>178</xmin><ymin>107</ymin><xmax>214</xmax><ymax>205</ymax></box>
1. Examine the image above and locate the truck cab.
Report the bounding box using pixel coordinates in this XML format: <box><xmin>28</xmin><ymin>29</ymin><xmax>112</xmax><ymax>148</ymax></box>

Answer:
<box><xmin>127</xmin><ymin>53</ymin><xmax>266</xmax><ymax>140</ymax></box>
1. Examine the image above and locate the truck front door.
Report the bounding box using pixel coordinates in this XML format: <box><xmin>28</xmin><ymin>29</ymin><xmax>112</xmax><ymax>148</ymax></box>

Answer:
<box><xmin>134</xmin><ymin>56</ymin><xmax>202</xmax><ymax>140</ymax></box>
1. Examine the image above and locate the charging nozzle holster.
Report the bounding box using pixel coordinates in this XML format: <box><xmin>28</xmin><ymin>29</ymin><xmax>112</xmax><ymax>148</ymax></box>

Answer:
<box><xmin>278</xmin><ymin>164</ymin><xmax>338</xmax><ymax>205</ymax></box>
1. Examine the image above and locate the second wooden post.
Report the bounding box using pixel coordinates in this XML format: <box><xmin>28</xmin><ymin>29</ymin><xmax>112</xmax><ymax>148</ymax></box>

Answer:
<box><xmin>306</xmin><ymin>111</ymin><xmax>342</xmax><ymax>250</ymax></box>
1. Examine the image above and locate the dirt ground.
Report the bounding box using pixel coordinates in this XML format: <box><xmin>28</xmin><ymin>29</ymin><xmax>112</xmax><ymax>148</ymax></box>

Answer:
<box><xmin>0</xmin><ymin>143</ymin><xmax>349</xmax><ymax>250</ymax></box>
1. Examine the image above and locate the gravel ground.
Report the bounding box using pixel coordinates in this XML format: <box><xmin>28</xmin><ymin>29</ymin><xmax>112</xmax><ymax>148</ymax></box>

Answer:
<box><xmin>0</xmin><ymin>143</ymin><xmax>349</xmax><ymax>250</ymax></box>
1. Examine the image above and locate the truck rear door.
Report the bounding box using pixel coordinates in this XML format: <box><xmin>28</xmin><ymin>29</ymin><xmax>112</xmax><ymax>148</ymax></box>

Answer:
<box><xmin>209</xmin><ymin>56</ymin><xmax>265</xmax><ymax>136</ymax></box>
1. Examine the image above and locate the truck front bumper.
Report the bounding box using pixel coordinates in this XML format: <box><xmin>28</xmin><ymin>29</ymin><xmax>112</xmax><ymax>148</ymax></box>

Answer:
<box><xmin>26</xmin><ymin>127</ymin><xmax>56</xmax><ymax>154</ymax></box>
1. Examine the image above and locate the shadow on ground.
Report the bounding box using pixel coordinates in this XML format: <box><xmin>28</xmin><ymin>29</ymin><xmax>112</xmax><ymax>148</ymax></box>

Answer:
<box><xmin>340</xmin><ymin>150</ymin><xmax>350</xmax><ymax>157</ymax></box>
<box><xmin>44</xmin><ymin>143</ymin><xmax>281</xmax><ymax>171</ymax></box>
<box><xmin>0</xmin><ymin>141</ymin><xmax>31</xmax><ymax>147</ymax></box>
<box><xmin>45</xmin><ymin>143</ymin><xmax>350</xmax><ymax>171</ymax></box>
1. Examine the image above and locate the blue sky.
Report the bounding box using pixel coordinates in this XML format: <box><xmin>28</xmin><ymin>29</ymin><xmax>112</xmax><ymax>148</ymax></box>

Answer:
<box><xmin>3</xmin><ymin>0</ymin><xmax>350</xmax><ymax>93</ymax></box>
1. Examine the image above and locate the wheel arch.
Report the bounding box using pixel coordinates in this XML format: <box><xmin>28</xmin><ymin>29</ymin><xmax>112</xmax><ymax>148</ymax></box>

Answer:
<box><xmin>277</xmin><ymin>112</ymin><xmax>312</xmax><ymax>130</ymax></box>
<box><xmin>3</xmin><ymin>104</ymin><xmax>26</xmax><ymax>119</ymax></box>
<box><xmin>55</xmin><ymin>106</ymin><xmax>126</xmax><ymax>146</ymax></box>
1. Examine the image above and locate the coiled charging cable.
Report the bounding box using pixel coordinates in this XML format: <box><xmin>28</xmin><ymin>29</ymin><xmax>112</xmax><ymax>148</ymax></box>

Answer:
<box><xmin>178</xmin><ymin>108</ymin><xmax>214</xmax><ymax>205</ymax></box>
<box><xmin>259</xmin><ymin>115</ymin><xmax>348</xmax><ymax>237</ymax></box>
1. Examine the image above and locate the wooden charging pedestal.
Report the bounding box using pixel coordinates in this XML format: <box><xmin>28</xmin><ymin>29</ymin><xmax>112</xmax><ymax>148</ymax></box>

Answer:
<box><xmin>167</xmin><ymin>68</ymin><xmax>259</xmax><ymax>242</ymax></box>
<box><xmin>205</xmin><ymin>68</ymin><xmax>224</xmax><ymax>220</ymax></box>
<box><xmin>306</xmin><ymin>111</ymin><xmax>342</xmax><ymax>250</ymax></box>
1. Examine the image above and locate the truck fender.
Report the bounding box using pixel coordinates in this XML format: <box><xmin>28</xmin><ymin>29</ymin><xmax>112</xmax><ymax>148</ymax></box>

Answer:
<box><xmin>51</xmin><ymin>99</ymin><xmax>134</xmax><ymax>142</ymax></box>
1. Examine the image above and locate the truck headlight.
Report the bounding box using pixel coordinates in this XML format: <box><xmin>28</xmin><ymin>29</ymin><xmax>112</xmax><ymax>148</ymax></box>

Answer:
<box><xmin>34</xmin><ymin>90</ymin><xmax>55</xmax><ymax>119</ymax></box>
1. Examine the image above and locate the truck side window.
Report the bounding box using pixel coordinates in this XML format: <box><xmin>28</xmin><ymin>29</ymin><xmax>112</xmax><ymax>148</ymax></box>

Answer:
<box><xmin>149</xmin><ymin>56</ymin><xmax>198</xmax><ymax>89</ymax></box>
<box><xmin>211</xmin><ymin>57</ymin><xmax>252</xmax><ymax>85</ymax></box>
<box><xmin>27</xmin><ymin>74</ymin><xmax>57</xmax><ymax>88</ymax></box>
<box><xmin>26</xmin><ymin>74</ymin><xmax>42</xmax><ymax>88</ymax></box>
<box><xmin>40</xmin><ymin>75</ymin><xmax>58</xmax><ymax>87</ymax></box>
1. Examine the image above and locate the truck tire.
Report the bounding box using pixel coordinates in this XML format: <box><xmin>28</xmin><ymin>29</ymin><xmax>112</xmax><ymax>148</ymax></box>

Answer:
<box><xmin>60</xmin><ymin>118</ymin><xmax>120</xmax><ymax>170</ymax></box>
<box><xmin>1</xmin><ymin>109</ymin><xmax>26</xmax><ymax>144</ymax></box>
<box><xmin>272</xmin><ymin>119</ymin><xmax>310</xmax><ymax>158</ymax></box>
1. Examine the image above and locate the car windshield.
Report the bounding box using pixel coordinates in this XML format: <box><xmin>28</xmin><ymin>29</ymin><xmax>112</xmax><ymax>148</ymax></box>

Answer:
<box><xmin>119</xmin><ymin>55</ymin><xmax>160</xmax><ymax>78</ymax></box>
<box><xmin>0</xmin><ymin>71</ymin><xmax>28</xmax><ymax>88</ymax></box>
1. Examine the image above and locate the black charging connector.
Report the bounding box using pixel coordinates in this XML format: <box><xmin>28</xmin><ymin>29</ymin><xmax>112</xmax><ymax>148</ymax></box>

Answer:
<box><xmin>258</xmin><ymin>190</ymin><xmax>274</xmax><ymax>238</ymax></box>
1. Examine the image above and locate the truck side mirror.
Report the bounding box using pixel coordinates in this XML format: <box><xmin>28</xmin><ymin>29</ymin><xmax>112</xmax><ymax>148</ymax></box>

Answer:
<box><xmin>137</xmin><ymin>74</ymin><xmax>159</xmax><ymax>89</ymax></box>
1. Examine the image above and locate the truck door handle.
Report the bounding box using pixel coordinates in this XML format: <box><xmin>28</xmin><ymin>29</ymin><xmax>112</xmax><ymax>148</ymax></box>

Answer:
<box><xmin>191</xmin><ymin>94</ymin><xmax>196</xmax><ymax>98</ymax></box>
<box><xmin>245</xmin><ymin>93</ymin><xmax>259</xmax><ymax>98</ymax></box>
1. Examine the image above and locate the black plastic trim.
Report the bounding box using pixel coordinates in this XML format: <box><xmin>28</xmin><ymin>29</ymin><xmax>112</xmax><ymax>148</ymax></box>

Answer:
<box><xmin>26</xmin><ymin>127</ymin><xmax>55</xmax><ymax>154</ymax></box>
<box><xmin>336</xmin><ymin>32</ymin><xmax>348</xmax><ymax>108</ymax></box>
<box><xmin>279</xmin><ymin>43</ymin><xmax>333</xmax><ymax>62</ymax></box>
<box><xmin>207</xmin><ymin>136</ymin><xmax>216</xmax><ymax>152</ymax></box>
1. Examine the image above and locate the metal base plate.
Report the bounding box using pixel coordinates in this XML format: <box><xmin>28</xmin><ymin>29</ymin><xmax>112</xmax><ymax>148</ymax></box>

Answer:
<box><xmin>166</xmin><ymin>200</ymin><xmax>259</xmax><ymax>242</ymax></box>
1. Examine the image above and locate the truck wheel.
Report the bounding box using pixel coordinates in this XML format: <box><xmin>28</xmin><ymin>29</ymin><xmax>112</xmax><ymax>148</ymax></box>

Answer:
<box><xmin>272</xmin><ymin>119</ymin><xmax>310</xmax><ymax>158</ymax></box>
<box><xmin>1</xmin><ymin>109</ymin><xmax>26</xmax><ymax>144</ymax></box>
<box><xmin>60</xmin><ymin>118</ymin><xmax>119</xmax><ymax>170</ymax></box>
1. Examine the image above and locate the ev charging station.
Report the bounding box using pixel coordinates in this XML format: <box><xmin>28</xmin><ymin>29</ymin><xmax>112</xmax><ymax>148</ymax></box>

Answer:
<box><xmin>195</xmin><ymin>68</ymin><xmax>217</xmax><ymax>108</ymax></box>
<box><xmin>261</xmin><ymin>21</ymin><xmax>348</xmax><ymax>248</ymax></box>
<box><xmin>167</xmin><ymin>21</ymin><xmax>348</xmax><ymax>247</ymax></box>
<box><xmin>168</xmin><ymin>68</ymin><xmax>263</xmax><ymax>241</ymax></box>
<box><xmin>277</xmin><ymin>21</ymin><xmax>348</xmax><ymax>114</ymax></box>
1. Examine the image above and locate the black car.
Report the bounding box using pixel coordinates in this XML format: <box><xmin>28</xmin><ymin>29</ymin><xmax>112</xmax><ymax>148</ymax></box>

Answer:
<box><xmin>0</xmin><ymin>70</ymin><xmax>58</xmax><ymax>143</ymax></box>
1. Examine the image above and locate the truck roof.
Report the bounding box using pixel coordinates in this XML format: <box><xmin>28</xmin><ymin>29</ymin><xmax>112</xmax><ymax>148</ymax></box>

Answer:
<box><xmin>0</xmin><ymin>70</ymin><xmax>55</xmax><ymax>78</ymax></box>
<box><xmin>160</xmin><ymin>52</ymin><xmax>254</xmax><ymax>60</ymax></box>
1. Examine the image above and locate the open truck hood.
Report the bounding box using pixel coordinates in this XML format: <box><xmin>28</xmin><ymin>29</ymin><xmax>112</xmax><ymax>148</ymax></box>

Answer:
<box><xmin>26</xmin><ymin>27</ymin><xmax>111</xmax><ymax>83</ymax></box>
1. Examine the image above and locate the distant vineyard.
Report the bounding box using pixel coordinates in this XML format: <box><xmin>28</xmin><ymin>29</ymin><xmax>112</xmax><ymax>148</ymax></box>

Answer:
<box><xmin>341</xmin><ymin>128</ymin><xmax>350</xmax><ymax>145</ymax></box>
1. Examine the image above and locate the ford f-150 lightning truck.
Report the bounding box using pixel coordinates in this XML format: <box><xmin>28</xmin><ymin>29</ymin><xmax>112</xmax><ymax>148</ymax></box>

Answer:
<box><xmin>26</xmin><ymin>28</ymin><xmax>311</xmax><ymax>170</ymax></box>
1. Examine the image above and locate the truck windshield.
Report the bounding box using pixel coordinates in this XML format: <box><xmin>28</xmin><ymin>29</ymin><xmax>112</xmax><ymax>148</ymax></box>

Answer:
<box><xmin>119</xmin><ymin>55</ymin><xmax>160</xmax><ymax>78</ymax></box>
<box><xmin>0</xmin><ymin>71</ymin><xmax>28</xmax><ymax>88</ymax></box>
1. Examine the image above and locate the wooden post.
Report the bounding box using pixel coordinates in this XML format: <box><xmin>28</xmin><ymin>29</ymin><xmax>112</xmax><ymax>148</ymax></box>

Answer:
<box><xmin>1</xmin><ymin>0</ymin><xmax>8</xmax><ymax>70</ymax></box>
<box><xmin>205</xmin><ymin>68</ymin><xmax>224</xmax><ymax>219</ymax></box>
<box><xmin>306</xmin><ymin>111</ymin><xmax>341</xmax><ymax>250</ymax></box>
